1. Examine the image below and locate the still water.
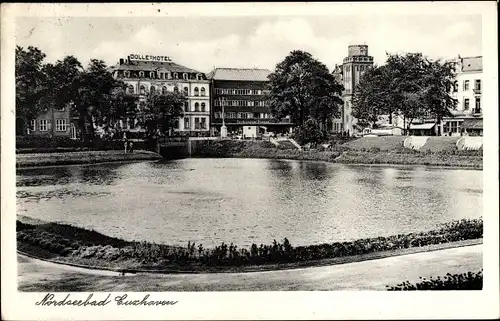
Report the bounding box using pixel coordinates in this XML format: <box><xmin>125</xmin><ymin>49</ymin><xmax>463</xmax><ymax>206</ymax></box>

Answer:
<box><xmin>17</xmin><ymin>159</ymin><xmax>482</xmax><ymax>247</ymax></box>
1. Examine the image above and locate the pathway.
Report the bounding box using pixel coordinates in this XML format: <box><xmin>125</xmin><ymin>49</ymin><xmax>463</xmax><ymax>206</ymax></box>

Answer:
<box><xmin>17</xmin><ymin>244</ymin><xmax>482</xmax><ymax>291</ymax></box>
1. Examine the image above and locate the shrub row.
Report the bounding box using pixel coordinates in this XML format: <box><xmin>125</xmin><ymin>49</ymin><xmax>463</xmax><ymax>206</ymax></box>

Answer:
<box><xmin>16</xmin><ymin>136</ymin><xmax>152</xmax><ymax>152</ymax></box>
<box><xmin>17</xmin><ymin>229</ymin><xmax>79</xmax><ymax>256</ymax></box>
<box><xmin>386</xmin><ymin>270</ymin><xmax>483</xmax><ymax>290</ymax></box>
<box><xmin>17</xmin><ymin>218</ymin><xmax>482</xmax><ymax>268</ymax></box>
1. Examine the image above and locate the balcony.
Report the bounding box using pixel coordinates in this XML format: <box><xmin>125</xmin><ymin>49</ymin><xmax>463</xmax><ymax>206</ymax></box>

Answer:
<box><xmin>473</xmin><ymin>88</ymin><xmax>481</xmax><ymax>95</ymax></box>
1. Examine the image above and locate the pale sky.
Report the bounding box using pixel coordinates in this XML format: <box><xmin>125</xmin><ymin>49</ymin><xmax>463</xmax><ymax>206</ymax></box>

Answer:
<box><xmin>15</xmin><ymin>15</ymin><xmax>481</xmax><ymax>73</ymax></box>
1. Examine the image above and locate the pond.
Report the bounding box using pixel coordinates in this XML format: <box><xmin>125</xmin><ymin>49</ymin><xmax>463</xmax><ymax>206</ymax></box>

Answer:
<box><xmin>16</xmin><ymin>158</ymin><xmax>482</xmax><ymax>247</ymax></box>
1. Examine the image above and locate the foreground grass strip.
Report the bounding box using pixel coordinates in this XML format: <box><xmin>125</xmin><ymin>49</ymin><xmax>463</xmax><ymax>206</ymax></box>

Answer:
<box><xmin>386</xmin><ymin>270</ymin><xmax>483</xmax><ymax>290</ymax></box>
<box><xmin>16</xmin><ymin>218</ymin><xmax>483</xmax><ymax>273</ymax></box>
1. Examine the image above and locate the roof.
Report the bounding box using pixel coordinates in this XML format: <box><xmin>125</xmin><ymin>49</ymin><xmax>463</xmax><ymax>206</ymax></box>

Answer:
<box><xmin>111</xmin><ymin>60</ymin><xmax>203</xmax><ymax>74</ymax></box>
<box><xmin>462</xmin><ymin>118</ymin><xmax>483</xmax><ymax>129</ymax></box>
<box><xmin>409</xmin><ymin>123</ymin><xmax>436</xmax><ymax>130</ymax></box>
<box><xmin>207</xmin><ymin>68</ymin><xmax>272</xmax><ymax>81</ymax></box>
<box><xmin>460</xmin><ymin>56</ymin><xmax>482</xmax><ymax>72</ymax></box>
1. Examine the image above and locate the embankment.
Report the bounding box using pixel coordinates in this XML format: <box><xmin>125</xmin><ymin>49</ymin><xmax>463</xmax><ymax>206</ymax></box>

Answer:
<box><xmin>194</xmin><ymin>139</ymin><xmax>483</xmax><ymax>169</ymax></box>
<box><xmin>16</xmin><ymin>217</ymin><xmax>483</xmax><ymax>273</ymax></box>
<box><xmin>16</xmin><ymin>150</ymin><xmax>162</xmax><ymax>168</ymax></box>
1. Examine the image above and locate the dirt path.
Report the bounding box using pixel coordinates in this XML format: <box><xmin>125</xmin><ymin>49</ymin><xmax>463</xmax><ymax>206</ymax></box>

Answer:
<box><xmin>18</xmin><ymin>244</ymin><xmax>482</xmax><ymax>291</ymax></box>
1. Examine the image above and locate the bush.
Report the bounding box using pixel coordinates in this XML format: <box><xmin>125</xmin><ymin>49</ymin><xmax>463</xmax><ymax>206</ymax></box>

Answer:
<box><xmin>387</xmin><ymin>270</ymin><xmax>483</xmax><ymax>290</ymax></box>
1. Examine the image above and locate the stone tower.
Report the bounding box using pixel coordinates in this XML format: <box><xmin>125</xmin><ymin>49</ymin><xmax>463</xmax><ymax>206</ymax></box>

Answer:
<box><xmin>341</xmin><ymin>45</ymin><xmax>374</xmax><ymax>135</ymax></box>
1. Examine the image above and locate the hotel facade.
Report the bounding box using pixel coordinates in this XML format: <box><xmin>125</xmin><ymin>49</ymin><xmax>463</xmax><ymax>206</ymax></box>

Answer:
<box><xmin>110</xmin><ymin>54</ymin><xmax>211</xmax><ymax>136</ymax></box>
<box><xmin>208</xmin><ymin>68</ymin><xmax>293</xmax><ymax>138</ymax></box>
<box><xmin>443</xmin><ymin>56</ymin><xmax>483</xmax><ymax>136</ymax></box>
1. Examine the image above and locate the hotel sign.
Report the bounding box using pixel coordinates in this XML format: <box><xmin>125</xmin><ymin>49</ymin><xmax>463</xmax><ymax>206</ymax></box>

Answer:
<box><xmin>129</xmin><ymin>54</ymin><xmax>172</xmax><ymax>62</ymax></box>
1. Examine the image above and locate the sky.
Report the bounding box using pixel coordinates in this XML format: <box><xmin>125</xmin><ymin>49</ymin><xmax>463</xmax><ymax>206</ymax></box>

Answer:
<box><xmin>15</xmin><ymin>15</ymin><xmax>482</xmax><ymax>73</ymax></box>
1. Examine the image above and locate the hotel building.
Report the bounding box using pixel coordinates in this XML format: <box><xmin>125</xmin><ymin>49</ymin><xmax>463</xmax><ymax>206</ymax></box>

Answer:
<box><xmin>443</xmin><ymin>56</ymin><xmax>483</xmax><ymax>136</ymax></box>
<box><xmin>110</xmin><ymin>54</ymin><xmax>211</xmax><ymax>136</ymax></box>
<box><xmin>207</xmin><ymin>68</ymin><xmax>293</xmax><ymax>138</ymax></box>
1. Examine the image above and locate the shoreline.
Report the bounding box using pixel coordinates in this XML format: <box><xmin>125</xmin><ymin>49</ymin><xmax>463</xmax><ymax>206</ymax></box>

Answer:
<box><xmin>16</xmin><ymin>218</ymin><xmax>483</xmax><ymax>274</ymax></box>
<box><xmin>17</xmin><ymin>238</ymin><xmax>482</xmax><ymax>275</ymax></box>
<box><xmin>16</xmin><ymin>150</ymin><xmax>162</xmax><ymax>168</ymax></box>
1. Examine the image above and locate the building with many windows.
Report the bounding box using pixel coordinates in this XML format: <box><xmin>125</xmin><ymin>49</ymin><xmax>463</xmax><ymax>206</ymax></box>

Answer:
<box><xmin>110</xmin><ymin>54</ymin><xmax>211</xmax><ymax>136</ymax></box>
<box><xmin>207</xmin><ymin>68</ymin><xmax>293</xmax><ymax>138</ymax></box>
<box><xmin>332</xmin><ymin>45</ymin><xmax>374</xmax><ymax>136</ymax></box>
<box><xmin>22</xmin><ymin>104</ymin><xmax>77</xmax><ymax>139</ymax></box>
<box><xmin>443</xmin><ymin>55</ymin><xmax>483</xmax><ymax>136</ymax></box>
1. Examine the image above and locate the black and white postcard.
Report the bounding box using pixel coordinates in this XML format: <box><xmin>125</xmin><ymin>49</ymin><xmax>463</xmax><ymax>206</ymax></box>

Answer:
<box><xmin>1</xmin><ymin>2</ymin><xmax>499</xmax><ymax>320</ymax></box>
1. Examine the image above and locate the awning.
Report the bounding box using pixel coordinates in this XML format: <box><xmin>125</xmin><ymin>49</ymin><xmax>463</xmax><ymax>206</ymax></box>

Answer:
<box><xmin>409</xmin><ymin>123</ymin><xmax>436</xmax><ymax>130</ymax></box>
<box><xmin>462</xmin><ymin>118</ymin><xmax>483</xmax><ymax>129</ymax></box>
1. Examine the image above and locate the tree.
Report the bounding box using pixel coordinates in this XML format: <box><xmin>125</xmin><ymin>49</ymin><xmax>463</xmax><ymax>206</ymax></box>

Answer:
<box><xmin>352</xmin><ymin>65</ymin><xmax>390</xmax><ymax>128</ymax></box>
<box><xmin>292</xmin><ymin>118</ymin><xmax>326</xmax><ymax>145</ymax></box>
<box><xmin>15</xmin><ymin>46</ymin><xmax>48</xmax><ymax>133</ymax></box>
<box><xmin>268</xmin><ymin>50</ymin><xmax>343</xmax><ymax>127</ymax></box>
<box><xmin>140</xmin><ymin>91</ymin><xmax>186</xmax><ymax>139</ymax></box>
<box><xmin>352</xmin><ymin>52</ymin><xmax>457</xmax><ymax>135</ymax></box>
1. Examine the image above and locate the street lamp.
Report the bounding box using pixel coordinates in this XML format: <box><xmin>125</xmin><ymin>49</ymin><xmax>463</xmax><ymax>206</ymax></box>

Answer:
<box><xmin>220</xmin><ymin>97</ymin><xmax>227</xmax><ymax>138</ymax></box>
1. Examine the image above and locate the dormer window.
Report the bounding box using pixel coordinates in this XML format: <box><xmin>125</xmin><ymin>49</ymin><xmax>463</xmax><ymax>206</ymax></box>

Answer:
<box><xmin>150</xmin><ymin>72</ymin><xmax>155</xmax><ymax>79</ymax></box>
<box><xmin>125</xmin><ymin>71</ymin><xmax>131</xmax><ymax>78</ymax></box>
<box><xmin>197</xmin><ymin>74</ymin><xmax>203</xmax><ymax>80</ymax></box>
<box><xmin>173</xmin><ymin>73</ymin><xmax>178</xmax><ymax>79</ymax></box>
<box><xmin>139</xmin><ymin>71</ymin><xmax>145</xmax><ymax>78</ymax></box>
<box><xmin>183</xmin><ymin>73</ymin><xmax>187</xmax><ymax>80</ymax></box>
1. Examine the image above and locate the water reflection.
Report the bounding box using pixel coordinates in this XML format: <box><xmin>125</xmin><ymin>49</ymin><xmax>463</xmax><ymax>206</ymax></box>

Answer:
<box><xmin>17</xmin><ymin>159</ymin><xmax>483</xmax><ymax>247</ymax></box>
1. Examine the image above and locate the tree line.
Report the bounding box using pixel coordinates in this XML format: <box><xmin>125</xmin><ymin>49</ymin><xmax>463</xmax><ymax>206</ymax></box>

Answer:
<box><xmin>15</xmin><ymin>46</ymin><xmax>186</xmax><ymax>143</ymax></box>
<box><xmin>351</xmin><ymin>52</ymin><xmax>457</xmax><ymax>134</ymax></box>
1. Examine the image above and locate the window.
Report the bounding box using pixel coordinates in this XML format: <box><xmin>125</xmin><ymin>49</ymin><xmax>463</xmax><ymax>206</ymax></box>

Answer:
<box><xmin>174</xmin><ymin>87</ymin><xmax>179</xmax><ymax>93</ymax></box>
<box><xmin>140</xmin><ymin>86</ymin><xmax>146</xmax><ymax>95</ymax></box>
<box><xmin>150</xmin><ymin>72</ymin><xmax>155</xmax><ymax>79</ymax></box>
<box><xmin>201</xmin><ymin>102</ymin><xmax>206</xmax><ymax>112</ymax></box>
<box><xmin>464</xmin><ymin>98</ymin><xmax>469</xmax><ymax>110</ymax></box>
<box><xmin>201</xmin><ymin>87</ymin><xmax>206</xmax><ymax>96</ymax></box>
<box><xmin>194</xmin><ymin>87</ymin><xmax>199</xmax><ymax>96</ymax></box>
<box><xmin>183</xmin><ymin>73</ymin><xmax>187</xmax><ymax>80</ymax></box>
<box><xmin>475</xmin><ymin>98</ymin><xmax>481</xmax><ymax>113</ymax></box>
<box><xmin>128</xmin><ymin>118</ymin><xmax>135</xmax><ymax>129</ymax></box>
<box><xmin>39</xmin><ymin>119</ymin><xmax>48</xmax><ymax>131</ymax></box>
<box><xmin>475</xmin><ymin>79</ymin><xmax>481</xmax><ymax>90</ymax></box>
<box><xmin>184</xmin><ymin>102</ymin><xmax>189</xmax><ymax>112</ymax></box>
<box><xmin>150</xmin><ymin>86</ymin><xmax>155</xmax><ymax>94</ymax></box>
<box><xmin>253</xmin><ymin>112</ymin><xmax>260</xmax><ymax>118</ymax></box>
<box><xmin>450</xmin><ymin>121</ymin><xmax>458</xmax><ymax>133</ymax></box>
<box><xmin>139</xmin><ymin>71</ymin><xmax>144</xmax><ymax>78</ymax></box>
<box><xmin>128</xmin><ymin>85</ymin><xmax>135</xmax><ymax>94</ymax></box>
<box><xmin>194</xmin><ymin>117</ymin><xmax>200</xmax><ymax>129</ymax></box>
<box><xmin>55</xmin><ymin>119</ymin><xmax>67</xmax><ymax>132</ymax></box>
<box><xmin>463</xmin><ymin>80</ymin><xmax>469</xmax><ymax>91</ymax></box>
<box><xmin>197</xmin><ymin>74</ymin><xmax>203</xmax><ymax>80</ymax></box>
<box><xmin>30</xmin><ymin>119</ymin><xmax>36</xmax><ymax>132</ymax></box>
<box><xmin>173</xmin><ymin>73</ymin><xmax>178</xmax><ymax>79</ymax></box>
<box><xmin>183</xmin><ymin>87</ymin><xmax>189</xmax><ymax>96</ymax></box>
<box><xmin>195</xmin><ymin>102</ymin><xmax>199</xmax><ymax>112</ymax></box>
<box><xmin>70</xmin><ymin>124</ymin><xmax>77</xmax><ymax>139</ymax></box>
<box><xmin>453</xmin><ymin>81</ymin><xmax>458</xmax><ymax>92</ymax></box>
<box><xmin>201</xmin><ymin>118</ymin><xmax>207</xmax><ymax>129</ymax></box>
<box><xmin>55</xmin><ymin>105</ymin><xmax>65</xmax><ymax>111</ymax></box>
<box><xmin>184</xmin><ymin>118</ymin><xmax>190</xmax><ymax>130</ymax></box>
<box><xmin>162</xmin><ymin>86</ymin><xmax>167</xmax><ymax>95</ymax></box>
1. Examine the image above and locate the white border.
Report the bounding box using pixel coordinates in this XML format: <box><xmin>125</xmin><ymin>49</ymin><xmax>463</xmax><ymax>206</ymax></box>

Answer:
<box><xmin>2</xmin><ymin>2</ymin><xmax>499</xmax><ymax>320</ymax></box>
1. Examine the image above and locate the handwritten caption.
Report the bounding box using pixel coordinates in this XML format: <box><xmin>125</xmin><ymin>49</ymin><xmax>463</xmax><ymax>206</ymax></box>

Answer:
<box><xmin>35</xmin><ymin>293</ymin><xmax>178</xmax><ymax>307</ymax></box>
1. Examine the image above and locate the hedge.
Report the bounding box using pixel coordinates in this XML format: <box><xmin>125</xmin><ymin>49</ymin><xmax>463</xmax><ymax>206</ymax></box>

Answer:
<box><xmin>386</xmin><ymin>270</ymin><xmax>483</xmax><ymax>290</ymax></box>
